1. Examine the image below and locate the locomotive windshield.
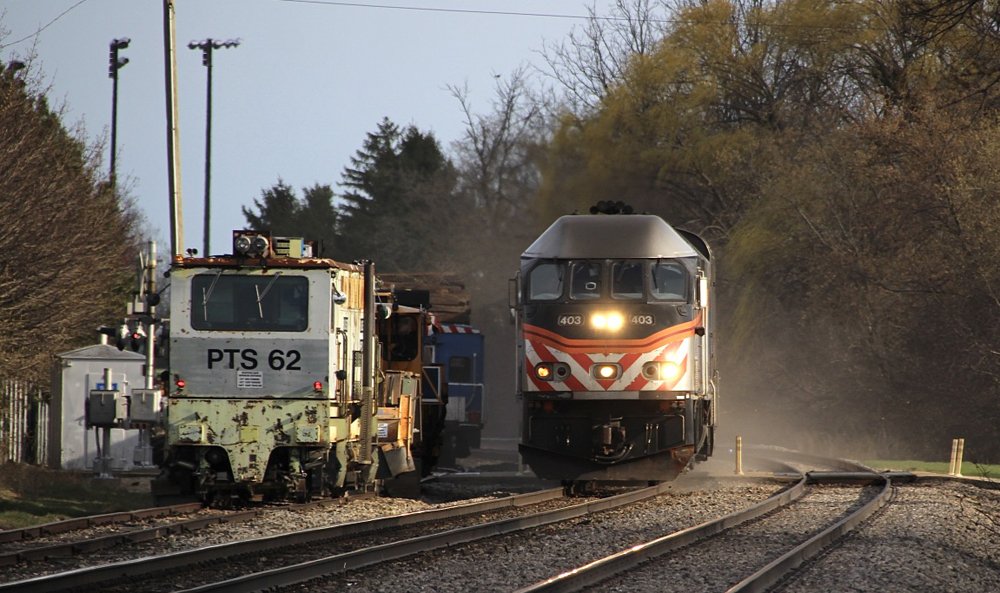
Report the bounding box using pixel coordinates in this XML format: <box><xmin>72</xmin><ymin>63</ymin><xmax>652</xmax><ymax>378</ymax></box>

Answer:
<box><xmin>191</xmin><ymin>273</ymin><xmax>309</xmax><ymax>331</ymax></box>
<box><xmin>570</xmin><ymin>262</ymin><xmax>601</xmax><ymax>300</ymax></box>
<box><xmin>527</xmin><ymin>259</ymin><xmax>690</xmax><ymax>303</ymax></box>
<box><xmin>528</xmin><ymin>262</ymin><xmax>565</xmax><ymax>301</ymax></box>
<box><xmin>611</xmin><ymin>261</ymin><xmax>643</xmax><ymax>300</ymax></box>
<box><xmin>650</xmin><ymin>261</ymin><xmax>687</xmax><ymax>301</ymax></box>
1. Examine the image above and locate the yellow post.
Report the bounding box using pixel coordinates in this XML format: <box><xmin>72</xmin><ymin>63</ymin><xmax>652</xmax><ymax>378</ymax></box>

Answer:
<box><xmin>955</xmin><ymin>438</ymin><xmax>965</xmax><ymax>477</ymax></box>
<box><xmin>735</xmin><ymin>435</ymin><xmax>744</xmax><ymax>475</ymax></box>
<box><xmin>949</xmin><ymin>439</ymin><xmax>960</xmax><ymax>476</ymax></box>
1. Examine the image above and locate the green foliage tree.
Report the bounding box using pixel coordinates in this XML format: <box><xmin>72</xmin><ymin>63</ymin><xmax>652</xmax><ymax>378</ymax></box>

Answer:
<box><xmin>0</xmin><ymin>61</ymin><xmax>142</xmax><ymax>385</ymax></box>
<box><xmin>535</xmin><ymin>0</ymin><xmax>1000</xmax><ymax>460</ymax></box>
<box><xmin>242</xmin><ymin>180</ymin><xmax>340</xmax><ymax>256</ymax></box>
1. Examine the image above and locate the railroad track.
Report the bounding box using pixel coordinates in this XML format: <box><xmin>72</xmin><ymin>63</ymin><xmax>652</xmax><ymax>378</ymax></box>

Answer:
<box><xmin>0</xmin><ymin>495</ymin><xmax>371</xmax><ymax>569</ymax></box>
<box><xmin>6</xmin><ymin>452</ymin><xmax>993</xmax><ymax>592</ymax></box>
<box><xmin>0</xmin><ymin>487</ymin><xmax>573</xmax><ymax>593</ymax></box>
<box><xmin>515</xmin><ymin>471</ymin><xmax>899</xmax><ymax>592</ymax></box>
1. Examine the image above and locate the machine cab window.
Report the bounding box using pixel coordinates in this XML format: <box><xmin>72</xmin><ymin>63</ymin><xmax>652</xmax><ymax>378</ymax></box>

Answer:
<box><xmin>386</xmin><ymin>314</ymin><xmax>421</xmax><ymax>362</ymax></box>
<box><xmin>528</xmin><ymin>262</ymin><xmax>565</xmax><ymax>301</ymax></box>
<box><xmin>191</xmin><ymin>274</ymin><xmax>308</xmax><ymax>331</ymax></box>
<box><xmin>650</xmin><ymin>261</ymin><xmax>688</xmax><ymax>301</ymax></box>
<box><xmin>570</xmin><ymin>262</ymin><xmax>601</xmax><ymax>300</ymax></box>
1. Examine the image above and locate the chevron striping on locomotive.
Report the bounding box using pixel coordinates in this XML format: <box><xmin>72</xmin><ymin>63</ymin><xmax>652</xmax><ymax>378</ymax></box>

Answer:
<box><xmin>513</xmin><ymin>202</ymin><xmax>718</xmax><ymax>490</ymax></box>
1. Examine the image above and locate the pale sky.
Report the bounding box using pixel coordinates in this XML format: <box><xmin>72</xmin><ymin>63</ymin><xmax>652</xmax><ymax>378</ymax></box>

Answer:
<box><xmin>1</xmin><ymin>1</ymin><xmax>593</xmax><ymax>257</ymax></box>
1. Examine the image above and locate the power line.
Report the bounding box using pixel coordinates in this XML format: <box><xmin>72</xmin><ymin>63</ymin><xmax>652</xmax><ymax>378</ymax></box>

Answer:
<box><xmin>0</xmin><ymin>0</ymin><xmax>93</xmax><ymax>50</ymax></box>
<box><xmin>276</xmin><ymin>0</ymin><xmax>879</xmax><ymax>31</ymax></box>
<box><xmin>277</xmin><ymin>0</ymin><xmax>601</xmax><ymax>21</ymax></box>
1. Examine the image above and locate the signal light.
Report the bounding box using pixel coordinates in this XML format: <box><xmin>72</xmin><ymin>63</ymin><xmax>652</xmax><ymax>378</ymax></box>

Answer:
<box><xmin>314</xmin><ymin>381</ymin><xmax>323</xmax><ymax>392</ymax></box>
<box><xmin>176</xmin><ymin>379</ymin><xmax>186</xmax><ymax>390</ymax></box>
<box><xmin>116</xmin><ymin>323</ymin><xmax>130</xmax><ymax>350</ymax></box>
<box><xmin>130</xmin><ymin>324</ymin><xmax>147</xmax><ymax>352</ymax></box>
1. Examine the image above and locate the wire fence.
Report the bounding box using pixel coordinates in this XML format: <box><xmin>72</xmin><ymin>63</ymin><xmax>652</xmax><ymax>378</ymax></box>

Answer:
<box><xmin>0</xmin><ymin>377</ymin><xmax>49</xmax><ymax>465</ymax></box>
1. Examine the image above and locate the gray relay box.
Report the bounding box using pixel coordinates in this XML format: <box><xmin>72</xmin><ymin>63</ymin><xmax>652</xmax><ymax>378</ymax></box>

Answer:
<box><xmin>87</xmin><ymin>390</ymin><xmax>126</xmax><ymax>428</ymax></box>
<box><xmin>128</xmin><ymin>388</ymin><xmax>162</xmax><ymax>424</ymax></box>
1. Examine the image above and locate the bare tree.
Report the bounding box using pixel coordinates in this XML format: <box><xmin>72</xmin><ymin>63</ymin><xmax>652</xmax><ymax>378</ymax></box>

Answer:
<box><xmin>0</xmin><ymin>59</ymin><xmax>141</xmax><ymax>385</ymax></box>
<box><xmin>448</xmin><ymin>65</ymin><xmax>548</xmax><ymax>240</ymax></box>
<box><xmin>538</xmin><ymin>0</ymin><xmax>671</xmax><ymax>113</ymax></box>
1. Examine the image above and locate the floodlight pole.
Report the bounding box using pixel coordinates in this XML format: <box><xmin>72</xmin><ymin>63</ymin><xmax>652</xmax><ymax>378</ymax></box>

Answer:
<box><xmin>109</xmin><ymin>38</ymin><xmax>130</xmax><ymax>191</ymax></box>
<box><xmin>189</xmin><ymin>38</ymin><xmax>240</xmax><ymax>257</ymax></box>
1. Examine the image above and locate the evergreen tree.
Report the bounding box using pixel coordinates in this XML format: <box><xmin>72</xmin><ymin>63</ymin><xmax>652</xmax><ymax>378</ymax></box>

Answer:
<box><xmin>242</xmin><ymin>181</ymin><xmax>340</xmax><ymax>257</ymax></box>
<box><xmin>336</xmin><ymin>117</ymin><xmax>456</xmax><ymax>269</ymax></box>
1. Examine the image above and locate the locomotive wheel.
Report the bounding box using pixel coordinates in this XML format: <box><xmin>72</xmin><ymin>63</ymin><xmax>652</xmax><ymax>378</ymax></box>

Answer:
<box><xmin>563</xmin><ymin>480</ymin><xmax>596</xmax><ymax>496</ymax></box>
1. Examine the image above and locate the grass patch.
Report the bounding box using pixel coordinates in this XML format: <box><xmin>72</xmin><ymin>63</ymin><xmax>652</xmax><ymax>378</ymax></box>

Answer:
<box><xmin>865</xmin><ymin>459</ymin><xmax>1000</xmax><ymax>478</ymax></box>
<box><xmin>0</xmin><ymin>463</ymin><xmax>154</xmax><ymax>530</ymax></box>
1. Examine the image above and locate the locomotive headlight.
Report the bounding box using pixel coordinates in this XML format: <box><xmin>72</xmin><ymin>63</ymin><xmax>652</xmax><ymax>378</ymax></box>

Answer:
<box><xmin>591</xmin><ymin>312</ymin><xmax>624</xmax><ymax>331</ymax></box>
<box><xmin>535</xmin><ymin>362</ymin><xmax>570</xmax><ymax>382</ymax></box>
<box><xmin>659</xmin><ymin>361</ymin><xmax>680</xmax><ymax>379</ymax></box>
<box><xmin>642</xmin><ymin>361</ymin><xmax>681</xmax><ymax>381</ymax></box>
<box><xmin>591</xmin><ymin>363</ymin><xmax>621</xmax><ymax>380</ymax></box>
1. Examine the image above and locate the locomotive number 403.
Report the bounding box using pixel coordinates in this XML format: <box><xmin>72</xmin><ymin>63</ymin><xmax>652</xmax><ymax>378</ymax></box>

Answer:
<box><xmin>630</xmin><ymin>315</ymin><xmax>655</xmax><ymax>325</ymax></box>
<box><xmin>558</xmin><ymin>315</ymin><xmax>584</xmax><ymax>326</ymax></box>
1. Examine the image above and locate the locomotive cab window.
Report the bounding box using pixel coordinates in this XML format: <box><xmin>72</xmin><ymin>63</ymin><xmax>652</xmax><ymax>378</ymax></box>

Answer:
<box><xmin>650</xmin><ymin>261</ymin><xmax>688</xmax><ymax>301</ymax></box>
<box><xmin>191</xmin><ymin>274</ymin><xmax>309</xmax><ymax>331</ymax></box>
<box><xmin>448</xmin><ymin>356</ymin><xmax>472</xmax><ymax>383</ymax></box>
<box><xmin>528</xmin><ymin>262</ymin><xmax>565</xmax><ymax>301</ymax></box>
<box><xmin>570</xmin><ymin>262</ymin><xmax>601</xmax><ymax>300</ymax></box>
<box><xmin>611</xmin><ymin>261</ymin><xmax>644</xmax><ymax>300</ymax></box>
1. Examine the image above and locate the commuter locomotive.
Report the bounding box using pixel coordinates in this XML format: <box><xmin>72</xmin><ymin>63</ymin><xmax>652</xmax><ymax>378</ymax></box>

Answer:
<box><xmin>153</xmin><ymin>231</ymin><xmax>421</xmax><ymax>504</ymax></box>
<box><xmin>513</xmin><ymin>202</ymin><xmax>717</xmax><ymax>489</ymax></box>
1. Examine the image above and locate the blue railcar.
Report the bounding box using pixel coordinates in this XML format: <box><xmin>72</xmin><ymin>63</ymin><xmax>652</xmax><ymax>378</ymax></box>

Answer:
<box><xmin>426</xmin><ymin>324</ymin><xmax>485</xmax><ymax>460</ymax></box>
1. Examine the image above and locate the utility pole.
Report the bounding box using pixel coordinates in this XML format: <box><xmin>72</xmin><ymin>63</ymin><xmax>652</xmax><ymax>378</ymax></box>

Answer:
<box><xmin>163</xmin><ymin>0</ymin><xmax>183</xmax><ymax>260</ymax></box>
<box><xmin>108</xmin><ymin>37</ymin><xmax>130</xmax><ymax>190</ymax></box>
<box><xmin>188</xmin><ymin>38</ymin><xmax>240</xmax><ymax>257</ymax></box>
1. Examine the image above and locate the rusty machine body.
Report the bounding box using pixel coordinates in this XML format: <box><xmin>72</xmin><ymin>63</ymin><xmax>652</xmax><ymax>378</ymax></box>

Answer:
<box><xmin>153</xmin><ymin>231</ymin><xmax>418</xmax><ymax>504</ymax></box>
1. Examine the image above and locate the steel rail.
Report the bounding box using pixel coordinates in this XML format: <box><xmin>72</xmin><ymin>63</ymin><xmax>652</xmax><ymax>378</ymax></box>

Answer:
<box><xmin>0</xmin><ymin>492</ymin><xmax>381</xmax><ymax>567</ymax></box>
<box><xmin>726</xmin><ymin>475</ymin><xmax>894</xmax><ymax>593</ymax></box>
<box><xmin>748</xmin><ymin>446</ymin><xmax>876</xmax><ymax>473</ymax></box>
<box><xmin>0</xmin><ymin>487</ymin><xmax>565</xmax><ymax>593</ymax></box>
<box><xmin>2</xmin><ymin>507</ymin><xmax>258</xmax><ymax>567</ymax></box>
<box><xmin>513</xmin><ymin>476</ymin><xmax>809</xmax><ymax>593</ymax></box>
<box><xmin>0</xmin><ymin>502</ymin><xmax>203</xmax><ymax>544</ymax></box>
<box><xmin>172</xmin><ymin>482</ymin><xmax>673</xmax><ymax>593</ymax></box>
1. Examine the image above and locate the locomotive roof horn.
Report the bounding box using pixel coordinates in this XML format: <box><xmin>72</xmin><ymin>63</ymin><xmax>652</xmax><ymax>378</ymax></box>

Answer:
<box><xmin>590</xmin><ymin>201</ymin><xmax>634</xmax><ymax>215</ymax></box>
